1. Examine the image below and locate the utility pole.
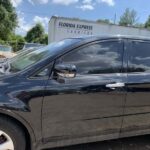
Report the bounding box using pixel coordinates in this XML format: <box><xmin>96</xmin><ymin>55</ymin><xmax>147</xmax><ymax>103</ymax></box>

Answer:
<box><xmin>114</xmin><ymin>13</ymin><xmax>117</xmax><ymax>24</ymax></box>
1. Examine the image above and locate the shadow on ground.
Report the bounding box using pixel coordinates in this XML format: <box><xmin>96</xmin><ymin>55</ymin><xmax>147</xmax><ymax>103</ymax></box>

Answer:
<box><xmin>46</xmin><ymin>135</ymin><xmax>150</xmax><ymax>150</ymax></box>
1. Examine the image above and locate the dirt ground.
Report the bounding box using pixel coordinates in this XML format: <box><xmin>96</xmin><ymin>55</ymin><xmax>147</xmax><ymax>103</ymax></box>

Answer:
<box><xmin>48</xmin><ymin>135</ymin><xmax>150</xmax><ymax>150</ymax></box>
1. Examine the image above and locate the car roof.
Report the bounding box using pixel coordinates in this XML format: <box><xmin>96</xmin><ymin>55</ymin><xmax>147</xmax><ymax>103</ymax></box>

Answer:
<box><xmin>71</xmin><ymin>35</ymin><xmax>150</xmax><ymax>41</ymax></box>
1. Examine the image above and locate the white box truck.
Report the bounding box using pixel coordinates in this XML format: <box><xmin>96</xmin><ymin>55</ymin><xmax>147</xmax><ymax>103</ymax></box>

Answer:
<box><xmin>48</xmin><ymin>16</ymin><xmax>150</xmax><ymax>43</ymax></box>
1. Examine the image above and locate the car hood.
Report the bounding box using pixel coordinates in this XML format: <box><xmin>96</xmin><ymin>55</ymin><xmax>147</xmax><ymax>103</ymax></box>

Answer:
<box><xmin>0</xmin><ymin>74</ymin><xmax>29</xmax><ymax>111</ymax></box>
<box><xmin>0</xmin><ymin>72</ymin><xmax>16</xmax><ymax>80</ymax></box>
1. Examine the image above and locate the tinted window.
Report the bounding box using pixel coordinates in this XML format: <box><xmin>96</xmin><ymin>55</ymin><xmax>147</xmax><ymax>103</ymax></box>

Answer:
<box><xmin>57</xmin><ymin>41</ymin><xmax>123</xmax><ymax>74</ymax></box>
<box><xmin>9</xmin><ymin>38</ymin><xmax>81</xmax><ymax>72</ymax></box>
<box><xmin>128</xmin><ymin>41</ymin><xmax>150</xmax><ymax>73</ymax></box>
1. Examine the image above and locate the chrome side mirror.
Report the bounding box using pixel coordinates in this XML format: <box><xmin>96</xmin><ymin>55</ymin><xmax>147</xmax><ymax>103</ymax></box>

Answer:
<box><xmin>54</xmin><ymin>63</ymin><xmax>76</xmax><ymax>78</ymax></box>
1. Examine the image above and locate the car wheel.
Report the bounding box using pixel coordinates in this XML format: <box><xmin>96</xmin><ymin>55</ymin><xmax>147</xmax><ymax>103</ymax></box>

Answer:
<box><xmin>0</xmin><ymin>117</ymin><xmax>26</xmax><ymax>150</ymax></box>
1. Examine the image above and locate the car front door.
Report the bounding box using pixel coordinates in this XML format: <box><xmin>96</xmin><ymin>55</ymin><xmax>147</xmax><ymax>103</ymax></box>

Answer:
<box><xmin>121</xmin><ymin>40</ymin><xmax>150</xmax><ymax>137</ymax></box>
<box><xmin>42</xmin><ymin>39</ymin><xmax>127</xmax><ymax>146</ymax></box>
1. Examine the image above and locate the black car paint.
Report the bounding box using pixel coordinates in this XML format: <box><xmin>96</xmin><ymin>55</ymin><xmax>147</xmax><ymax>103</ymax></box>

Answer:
<box><xmin>120</xmin><ymin>39</ymin><xmax>150</xmax><ymax>138</ymax></box>
<box><xmin>0</xmin><ymin>36</ymin><xmax>150</xmax><ymax>150</ymax></box>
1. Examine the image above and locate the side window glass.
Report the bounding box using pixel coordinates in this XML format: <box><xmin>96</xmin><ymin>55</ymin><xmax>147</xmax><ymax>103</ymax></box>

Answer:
<box><xmin>33</xmin><ymin>63</ymin><xmax>54</xmax><ymax>78</ymax></box>
<box><xmin>35</xmin><ymin>68</ymin><xmax>49</xmax><ymax>77</ymax></box>
<box><xmin>57</xmin><ymin>41</ymin><xmax>123</xmax><ymax>75</ymax></box>
<box><xmin>128</xmin><ymin>41</ymin><xmax>150</xmax><ymax>73</ymax></box>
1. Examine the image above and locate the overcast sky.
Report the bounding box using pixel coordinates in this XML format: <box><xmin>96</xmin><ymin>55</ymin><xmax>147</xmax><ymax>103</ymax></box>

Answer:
<box><xmin>10</xmin><ymin>0</ymin><xmax>150</xmax><ymax>36</ymax></box>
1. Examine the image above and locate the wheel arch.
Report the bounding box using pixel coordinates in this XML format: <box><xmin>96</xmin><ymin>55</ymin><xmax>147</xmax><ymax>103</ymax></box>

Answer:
<box><xmin>0</xmin><ymin>108</ymin><xmax>36</xmax><ymax>150</ymax></box>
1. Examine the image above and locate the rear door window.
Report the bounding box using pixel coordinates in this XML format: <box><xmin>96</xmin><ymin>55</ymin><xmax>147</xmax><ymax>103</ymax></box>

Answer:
<box><xmin>128</xmin><ymin>41</ymin><xmax>150</xmax><ymax>73</ymax></box>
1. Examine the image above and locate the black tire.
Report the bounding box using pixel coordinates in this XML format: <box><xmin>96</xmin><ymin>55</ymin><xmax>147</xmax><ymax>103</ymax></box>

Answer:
<box><xmin>0</xmin><ymin>116</ymin><xmax>26</xmax><ymax>150</ymax></box>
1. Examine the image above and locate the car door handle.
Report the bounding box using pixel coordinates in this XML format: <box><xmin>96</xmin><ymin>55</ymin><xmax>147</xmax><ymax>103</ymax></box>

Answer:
<box><xmin>106</xmin><ymin>82</ymin><xmax>125</xmax><ymax>89</ymax></box>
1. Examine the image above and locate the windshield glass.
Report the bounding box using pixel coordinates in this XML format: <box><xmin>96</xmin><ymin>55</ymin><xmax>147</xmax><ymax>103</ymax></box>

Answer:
<box><xmin>9</xmin><ymin>38</ymin><xmax>80</xmax><ymax>72</ymax></box>
<box><xmin>11</xmin><ymin>47</ymin><xmax>41</xmax><ymax>61</ymax></box>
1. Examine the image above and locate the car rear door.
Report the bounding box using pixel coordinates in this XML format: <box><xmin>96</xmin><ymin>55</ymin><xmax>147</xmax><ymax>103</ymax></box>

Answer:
<box><xmin>42</xmin><ymin>39</ymin><xmax>127</xmax><ymax>145</ymax></box>
<box><xmin>120</xmin><ymin>39</ymin><xmax>150</xmax><ymax>137</ymax></box>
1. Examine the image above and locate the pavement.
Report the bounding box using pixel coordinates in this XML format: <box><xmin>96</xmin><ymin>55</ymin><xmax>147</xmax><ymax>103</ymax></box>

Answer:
<box><xmin>48</xmin><ymin>135</ymin><xmax>150</xmax><ymax>150</ymax></box>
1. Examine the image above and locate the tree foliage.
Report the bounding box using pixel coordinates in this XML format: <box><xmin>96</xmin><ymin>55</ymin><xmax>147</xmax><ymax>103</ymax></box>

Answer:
<box><xmin>0</xmin><ymin>0</ymin><xmax>18</xmax><ymax>41</ymax></box>
<box><xmin>25</xmin><ymin>23</ymin><xmax>48</xmax><ymax>44</ymax></box>
<box><xmin>97</xmin><ymin>19</ymin><xmax>110</xmax><ymax>24</ymax></box>
<box><xmin>119</xmin><ymin>8</ymin><xmax>138</xmax><ymax>26</ymax></box>
<box><xmin>145</xmin><ymin>15</ymin><xmax>150</xmax><ymax>29</ymax></box>
<box><xmin>135</xmin><ymin>23</ymin><xmax>144</xmax><ymax>28</ymax></box>
<box><xmin>9</xmin><ymin>34</ymin><xmax>26</xmax><ymax>52</ymax></box>
<box><xmin>39</xmin><ymin>34</ymin><xmax>48</xmax><ymax>45</ymax></box>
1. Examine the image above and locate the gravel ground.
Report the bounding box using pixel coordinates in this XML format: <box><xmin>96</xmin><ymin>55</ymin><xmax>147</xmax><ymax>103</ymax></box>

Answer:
<box><xmin>48</xmin><ymin>135</ymin><xmax>150</xmax><ymax>150</ymax></box>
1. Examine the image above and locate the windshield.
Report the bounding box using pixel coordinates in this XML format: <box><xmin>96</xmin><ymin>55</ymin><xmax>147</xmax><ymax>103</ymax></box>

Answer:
<box><xmin>9</xmin><ymin>47</ymin><xmax>40</xmax><ymax>62</ymax></box>
<box><xmin>9</xmin><ymin>38</ymin><xmax>80</xmax><ymax>72</ymax></box>
<box><xmin>23</xmin><ymin>43</ymin><xmax>45</xmax><ymax>50</ymax></box>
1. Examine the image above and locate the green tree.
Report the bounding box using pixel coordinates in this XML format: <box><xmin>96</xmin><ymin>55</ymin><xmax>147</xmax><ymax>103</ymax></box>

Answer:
<box><xmin>0</xmin><ymin>0</ymin><xmax>17</xmax><ymax>41</ymax></box>
<box><xmin>145</xmin><ymin>15</ymin><xmax>150</xmax><ymax>29</ymax></box>
<box><xmin>135</xmin><ymin>23</ymin><xmax>144</xmax><ymax>28</ymax></box>
<box><xmin>0</xmin><ymin>39</ymin><xmax>7</xmax><ymax>45</ymax></box>
<box><xmin>9</xmin><ymin>34</ymin><xmax>26</xmax><ymax>52</ymax></box>
<box><xmin>25</xmin><ymin>23</ymin><xmax>47</xmax><ymax>44</ymax></box>
<box><xmin>97</xmin><ymin>19</ymin><xmax>110</xmax><ymax>24</ymax></box>
<box><xmin>119</xmin><ymin>8</ymin><xmax>138</xmax><ymax>26</ymax></box>
<box><xmin>39</xmin><ymin>34</ymin><xmax>48</xmax><ymax>45</ymax></box>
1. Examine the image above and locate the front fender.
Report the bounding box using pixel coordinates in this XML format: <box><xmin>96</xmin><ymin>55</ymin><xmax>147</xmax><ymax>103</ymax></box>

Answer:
<box><xmin>0</xmin><ymin>108</ymin><xmax>37</xmax><ymax>150</ymax></box>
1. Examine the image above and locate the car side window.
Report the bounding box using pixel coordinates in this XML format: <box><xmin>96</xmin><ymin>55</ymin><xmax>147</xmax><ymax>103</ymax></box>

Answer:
<box><xmin>56</xmin><ymin>41</ymin><xmax>123</xmax><ymax>75</ymax></box>
<box><xmin>128</xmin><ymin>41</ymin><xmax>150</xmax><ymax>73</ymax></box>
<box><xmin>31</xmin><ymin>63</ymin><xmax>54</xmax><ymax>79</ymax></box>
<box><xmin>34</xmin><ymin>68</ymin><xmax>49</xmax><ymax>77</ymax></box>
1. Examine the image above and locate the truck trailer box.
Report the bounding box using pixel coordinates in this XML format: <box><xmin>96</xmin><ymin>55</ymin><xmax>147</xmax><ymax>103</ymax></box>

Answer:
<box><xmin>48</xmin><ymin>16</ymin><xmax>150</xmax><ymax>43</ymax></box>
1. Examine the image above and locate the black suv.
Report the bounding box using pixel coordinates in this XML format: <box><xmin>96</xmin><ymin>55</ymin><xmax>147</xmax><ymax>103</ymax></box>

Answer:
<box><xmin>0</xmin><ymin>35</ymin><xmax>150</xmax><ymax>150</ymax></box>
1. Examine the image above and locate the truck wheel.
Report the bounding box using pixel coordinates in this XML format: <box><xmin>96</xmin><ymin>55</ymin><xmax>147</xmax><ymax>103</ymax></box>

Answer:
<box><xmin>0</xmin><ymin>117</ymin><xmax>26</xmax><ymax>150</ymax></box>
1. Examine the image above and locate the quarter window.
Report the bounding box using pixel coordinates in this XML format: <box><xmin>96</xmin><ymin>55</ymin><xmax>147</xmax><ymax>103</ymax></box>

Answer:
<box><xmin>128</xmin><ymin>41</ymin><xmax>150</xmax><ymax>73</ymax></box>
<box><xmin>56</xmin><ymin>41</ymin><xmax>123</xmax><ymax>75</ymax></box>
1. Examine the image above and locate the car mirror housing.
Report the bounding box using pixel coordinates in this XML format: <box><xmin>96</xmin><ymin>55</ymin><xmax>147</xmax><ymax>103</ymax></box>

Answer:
<box><xmin>54</xmin><ymin>63</ymin><xmax>76</xmax><ymax>78</ymax></box>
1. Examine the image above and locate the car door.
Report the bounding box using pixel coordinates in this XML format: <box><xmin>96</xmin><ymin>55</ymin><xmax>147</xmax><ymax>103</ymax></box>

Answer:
<box><xmin>42</xmin><ymin>39</ymin><xmax>127</xmax><ymax>145</ymax></box>
<box><xmin>120</xmin><ymin>39</ymin><xmax>150</xmax><ymax>137</ymax></box>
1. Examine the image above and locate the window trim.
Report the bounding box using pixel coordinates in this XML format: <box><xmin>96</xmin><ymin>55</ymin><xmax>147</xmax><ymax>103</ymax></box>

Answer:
<box><xmin>127</xmin><ymin>40</ymin><xmax>150</xmax><ymax>74</ymax></box>
<box><xmin>29</xmin><ymin>39</ymin><xmax>125</xmax><ymax>80</ymax></box>
<box><xmin>28</xmin><ymin>62</ymin><xmax>54</xmax><ymax>80</ymax></box>
<box><xmin>54</xmin><ymin>39</ymin><xmax>124</xmax><ymax>76</ymax></box>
